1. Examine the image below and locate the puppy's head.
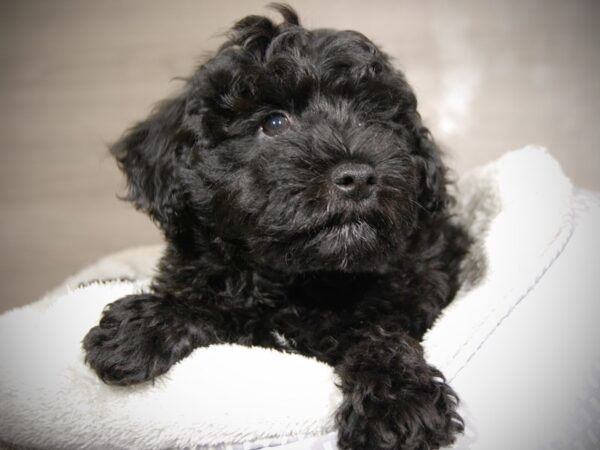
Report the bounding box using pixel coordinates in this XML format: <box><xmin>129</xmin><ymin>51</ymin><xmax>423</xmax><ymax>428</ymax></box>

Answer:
<box><xmin>112</xmin><ymin>5</ymin><xmax>449</xmax><ymax>273</ymax></box>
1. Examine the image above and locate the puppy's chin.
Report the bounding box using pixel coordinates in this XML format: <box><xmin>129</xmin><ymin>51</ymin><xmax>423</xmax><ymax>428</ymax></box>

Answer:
<box><xmin>312</xmin><ymin>221</ymin><xmax>379</xmax><ymax>268</ymax></box>
<box><xmin>253</xmin><ymin>220</ymin><xmax>399</xmax><ymax>274</ymax></box>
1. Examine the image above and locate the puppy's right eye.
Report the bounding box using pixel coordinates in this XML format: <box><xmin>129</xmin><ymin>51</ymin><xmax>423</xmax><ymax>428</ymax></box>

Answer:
<box><xmin>261</xmin><ymin>113</ymin><xmax>290</xmax><ymax>136</ymax></box>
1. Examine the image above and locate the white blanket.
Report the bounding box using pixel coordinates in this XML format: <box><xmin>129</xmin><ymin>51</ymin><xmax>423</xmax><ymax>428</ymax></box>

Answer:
<box><xmin>0</xmin><ymin>146</ymin><xmax>577</xmax><ymax>449</ymax></box>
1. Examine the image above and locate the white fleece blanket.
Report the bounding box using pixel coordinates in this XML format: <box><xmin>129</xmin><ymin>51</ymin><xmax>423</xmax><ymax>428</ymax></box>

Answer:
<box><xmin>0</xmin><ymin>146</ymin><xmax>575</xmax><ymax>450</ymax></box>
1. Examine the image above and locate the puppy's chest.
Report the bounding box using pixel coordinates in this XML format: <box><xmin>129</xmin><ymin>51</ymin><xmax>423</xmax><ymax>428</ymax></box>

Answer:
<box><xmin>229</xmin><ymin>271</ymin><xmax>411</xmax><ymax>359</ymax></box>
<box><xmin>261</xmin><ymin>304</ymin><xmax>354</xmax><ymax>360</ymax></box>
<box><xmin>254</xmin><ymin>288</ymin><xmax>400</xmax><ymax>361</ymax></box>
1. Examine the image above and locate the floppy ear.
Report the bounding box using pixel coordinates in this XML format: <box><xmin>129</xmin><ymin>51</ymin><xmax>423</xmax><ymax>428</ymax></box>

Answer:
<box><xmin>412</xmin><ymin>124</ymin><xmax>449</xmax><ymax>214</ymax></box>
<box><xmin>110</xmin><ymin>93</ymin><xmax>194</xmax><ymax>235</ymax></box>
<box><xmin>389</xmin><ymin>70</ymin><xmax>449</xmax><ymax>215</ymax></box>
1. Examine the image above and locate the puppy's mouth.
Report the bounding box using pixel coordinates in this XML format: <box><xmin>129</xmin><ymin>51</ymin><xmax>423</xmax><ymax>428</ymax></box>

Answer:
<box><xmin>307</xmin><ymin>219</ymin><xmax>382</xmax><ymax>263</ymax></box>
<box><xmin>249</xmin><ymin>216</ymin><xmax>397</xmax><ymax>273</ymax></box>
<box><xmin>309</xmin><ymin>219</ymin><xmax>377</xmax><ymax>240</ymax></box>
<box><xmin>282</xmin><ymin>206</ymin><xmax>394</xmax><ymax>254</ymax></box>
<box><xmin>248</xmin><ymin>196</ymin><xmax>407</xmax><ymax>273</ymax></box>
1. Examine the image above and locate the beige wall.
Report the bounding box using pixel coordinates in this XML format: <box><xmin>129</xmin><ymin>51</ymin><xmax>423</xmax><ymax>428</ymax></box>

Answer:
<box><xmin>1</xmin><ymin>0</ymin><xmax>599</xmax><ymax>312</ymax></box>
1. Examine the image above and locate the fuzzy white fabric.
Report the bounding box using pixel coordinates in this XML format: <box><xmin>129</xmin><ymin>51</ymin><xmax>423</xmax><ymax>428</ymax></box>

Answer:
<box><xmin>0</xmin><ymin>146</ymin><xmax>577</xmax><ymax>449</ymax></box>
<box><xmin>0</xmin><ymin>281</ymin><xmax>340</xmax><ymax>450</ymax></box>
<box><xmin>423</xmin><ymin>145</ymin><xmax>574</xmax><ymax>380</ymax></box>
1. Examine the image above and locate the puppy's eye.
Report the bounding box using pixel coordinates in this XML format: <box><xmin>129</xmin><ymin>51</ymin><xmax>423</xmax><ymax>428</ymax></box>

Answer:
<box><xmin>261</xmin><ymin>113</ymin><xmax>290</xmax><ymax>136</ymax></box>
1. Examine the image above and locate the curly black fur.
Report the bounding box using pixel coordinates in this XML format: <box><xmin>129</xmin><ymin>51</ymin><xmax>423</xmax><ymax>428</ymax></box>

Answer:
<box><xmin>83</xmin><ymin>5</ymin><xmax>470</xmax><ymax>449</ymax></box>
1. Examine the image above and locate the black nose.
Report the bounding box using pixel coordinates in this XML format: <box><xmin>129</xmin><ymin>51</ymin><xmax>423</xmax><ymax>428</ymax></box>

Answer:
<box><xmin>331</xmin><ymin>162</ymin><xmax>377</xmax><ymax>199</ymax></box>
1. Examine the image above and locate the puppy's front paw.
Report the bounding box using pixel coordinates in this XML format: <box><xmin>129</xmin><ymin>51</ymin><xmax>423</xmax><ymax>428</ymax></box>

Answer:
<box><xmin>83</xmin><ymin>294</ymin><xmax>183</xmax><ymax>385</ymax></box>
<box><xmin>336</xmin><ymin>370</ymin><xmax>463</xmax><ymax>450</ymax></box>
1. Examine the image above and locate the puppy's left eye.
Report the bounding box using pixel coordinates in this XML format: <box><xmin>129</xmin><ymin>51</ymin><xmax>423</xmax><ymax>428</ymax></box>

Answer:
<box><xmin>261</xmin><ymin>113</ymin><xmax>290</xmax><ymax>136</ymax></box>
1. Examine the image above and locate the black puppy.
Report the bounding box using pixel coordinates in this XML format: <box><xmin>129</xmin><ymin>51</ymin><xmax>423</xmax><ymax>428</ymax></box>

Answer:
<box><xmin>84</xmin><ymin>5</ymin><xmax>469</xmax><ymax>450</ymax></box>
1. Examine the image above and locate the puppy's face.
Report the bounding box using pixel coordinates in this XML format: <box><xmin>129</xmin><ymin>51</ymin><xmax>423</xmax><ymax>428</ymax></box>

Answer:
<box><xmin>113</xmin><ymin>7</ymin><xmax>447</xmax><ymax>273</ymax></box>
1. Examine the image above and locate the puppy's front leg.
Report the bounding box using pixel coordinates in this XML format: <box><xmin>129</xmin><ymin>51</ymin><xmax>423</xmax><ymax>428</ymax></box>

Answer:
<box><xmin>83</xmin><ymin>293</ymin><xmax>222</xmax><ymax>385</ymax></box>
<box><xmin>335</xmin><ymin>327</ymin><xmax>463</xmax><ymax>450</ymax></box>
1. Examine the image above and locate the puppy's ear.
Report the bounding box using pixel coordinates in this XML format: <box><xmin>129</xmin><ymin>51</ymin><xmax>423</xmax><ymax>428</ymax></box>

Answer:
<box><xmin>412</xmin><ymin>121</ymin><xmax>448</xmax><ymax>215</ymax></box>
<box><xmin>111</xmin><ymin>94</ymin><xmax>193</xmax><ymax>234</ymax></box>
<box><xmin>389</xmin><ymin>71</ymin><xmax>449</xmax><ymax>215</ymax></box>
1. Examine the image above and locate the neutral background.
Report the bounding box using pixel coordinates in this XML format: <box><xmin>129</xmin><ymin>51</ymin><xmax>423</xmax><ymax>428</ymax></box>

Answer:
<box><xmin>1</xmin><ymin>0</ymin><xmax>599</xmax><ymax>312</ymax></box>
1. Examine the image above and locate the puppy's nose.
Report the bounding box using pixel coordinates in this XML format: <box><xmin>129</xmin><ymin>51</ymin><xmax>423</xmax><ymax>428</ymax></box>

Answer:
<box><xmin>331</xmin><ymin>162</ymin><xmax>377</xmax><ymax>199</ymax></box>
